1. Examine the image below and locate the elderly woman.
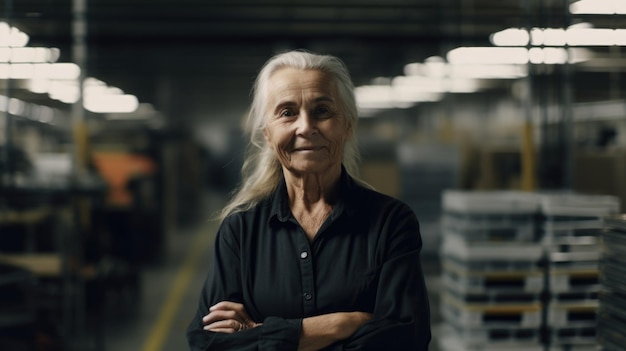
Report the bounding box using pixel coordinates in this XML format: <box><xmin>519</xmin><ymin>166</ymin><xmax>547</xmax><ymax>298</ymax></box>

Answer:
<box><xmin>187</xmin><ymin>50</ymin><xmax>431</xmax><ymax>350</ymax></box>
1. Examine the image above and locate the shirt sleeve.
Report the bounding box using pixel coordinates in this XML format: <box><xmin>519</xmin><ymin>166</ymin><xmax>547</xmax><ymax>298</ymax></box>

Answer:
<box><xmin>339</xmin><ymin>203</ymin><xmax>431</xmax><ymax>351</ymax></box>
<box><xmin>186</xmin><ymin>218</ymin><xmax>303</xmax><ymax>351</ymax></box>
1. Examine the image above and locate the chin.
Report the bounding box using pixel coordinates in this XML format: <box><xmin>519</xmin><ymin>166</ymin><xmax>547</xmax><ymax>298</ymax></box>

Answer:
<box><xmin>287</xmin><ymin>162</ymin><xmax>339</xmax><ymax>176</ymax></box>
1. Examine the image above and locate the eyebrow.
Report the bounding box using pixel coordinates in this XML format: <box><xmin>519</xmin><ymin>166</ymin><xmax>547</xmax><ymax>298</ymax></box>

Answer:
<box><xmin>272</xmin><ymin>95</ymin><xmax>335</xmax><ymax>114</ymax></box>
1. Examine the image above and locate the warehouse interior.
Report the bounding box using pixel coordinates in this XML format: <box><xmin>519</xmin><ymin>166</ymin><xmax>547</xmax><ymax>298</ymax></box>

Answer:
<box><xmin>1</xmin><ymin>0</ymin><xmax>626</xmax><ymax>350</ymax></box>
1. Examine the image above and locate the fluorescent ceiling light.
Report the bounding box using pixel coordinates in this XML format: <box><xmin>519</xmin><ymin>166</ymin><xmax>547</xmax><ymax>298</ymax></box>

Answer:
<box><xmin>84</xmin><ymin>94</ymin><xmax>139</xmax><ymax>113</ymax></box>
<box><xmin>0</xmin><ymin>47</ymin><xmax>60</xmax><ymax>63</ymax></box>
<box><xmin>404</xmin><ymin>62</ymin><xmax>527</xmax><ymax>79</ymax></box>
<box><xmin>447</xmin><ymin>47</ymin><xmax>529</xmax><ymax>64</ymax></box>
<box><xmin>500</xmin><ymin>25</ymin><xmax>626</xmax><ymax>47</ymax></box>
<box><xmin>449</xmin><ymin>64</ymin><xmax>527</xmax><ymax>79</ymax></box>
<box><xmin>0</xmin><ymin>22</ymin><xmax>29</xmax><ymax>47</ymax></box>
<box><xmin>448</xmin><ymin>47</ymin><xmax>591</xmax><ymax>65</ymax></box>
<box><xmin>570</xmin><ymin>0</ymin><xmax>626</xmax><ymax>14</ymax></box>
<box><xmin>490</xmin><ymin>28</ymin><xmax>530</xmax><ymax>46</ymax></box>
<box><xmin>355</xmin><ymin>85</ymin><xmax>439</xmax><ymax>111</ymax></box>
<box><xmin>567</xmin><ymin>28</ymin><xmax>621</xmax><ymax>46</ymax></box>
<box><xmin>82</xmin><ymin>77</ymin><xmax>139</xmax><ymax>113</ymax></box>
<box><xmin>0</xmin><ymin>63</ymin><xmax>80</xmax><ymax>80</ymax></box>
<box><xmin>48</xmin><ymin>80</ymin><xmax>79</xmax><ymax>104</ymax></box>
<box><xmin>540</xmin><ymin>28</ymin><xmax>567</xmax><ymax>46</ymax></box>
<box><xmin>393</xmin><ymin>75</ymin><xmax>482</xmax><ymax>94</ymax></box>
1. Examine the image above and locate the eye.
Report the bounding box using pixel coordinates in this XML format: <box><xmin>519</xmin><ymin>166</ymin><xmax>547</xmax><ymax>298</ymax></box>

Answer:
<box><xmin>279</xmin><ymin>109</ymin><xmax>296</xmax><ymax>118</ymax></box>
<box><xmin>313</xmin><ymin>105</ymin><xmax>332</xmax><ymax>118</ymax></box>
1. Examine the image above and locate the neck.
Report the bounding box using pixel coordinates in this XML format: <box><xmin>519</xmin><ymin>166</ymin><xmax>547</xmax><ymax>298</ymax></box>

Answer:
<box><xmin>283</xmin><ymin>166</ymin><xmax>341</xmax><ymax>209</ymax></box>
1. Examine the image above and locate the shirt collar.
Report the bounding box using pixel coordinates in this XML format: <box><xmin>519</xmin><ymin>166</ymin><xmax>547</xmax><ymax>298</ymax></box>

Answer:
<box><xmin>269</xmin><ymin>166</ymin><xmax>360</xmax><ymax>224</ymax></box>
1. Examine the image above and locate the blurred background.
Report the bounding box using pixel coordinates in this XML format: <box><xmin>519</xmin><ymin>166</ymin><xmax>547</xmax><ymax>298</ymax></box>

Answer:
<box><xmin>1</xmin><ymin>0</ymin><xmax>625</xmax><ymax>350</ymax></box>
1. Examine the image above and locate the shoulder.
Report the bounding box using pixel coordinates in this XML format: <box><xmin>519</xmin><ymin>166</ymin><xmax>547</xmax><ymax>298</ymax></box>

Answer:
<box><xmin>350</xmin><ymin>182</ymin><xmax>415</xmax><ymax>219</ymax></box>
<box><xmin>219</xmin><ymin>196</ymin><xmax>274</xmax><ymax>238</ymax></box>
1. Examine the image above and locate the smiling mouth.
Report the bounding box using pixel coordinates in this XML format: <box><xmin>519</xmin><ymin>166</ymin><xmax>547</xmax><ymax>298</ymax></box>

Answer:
<box><xmin>293</xmin><ymin>146</ymin><xmax>322</xmax><ymax>152</ymax></box>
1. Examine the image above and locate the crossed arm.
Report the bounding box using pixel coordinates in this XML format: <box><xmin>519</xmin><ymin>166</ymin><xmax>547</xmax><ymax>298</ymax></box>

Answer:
<box><xmin>203</xmin><ymin>301</ymin><xmax>372</xmax><ymax>351</ymax></box>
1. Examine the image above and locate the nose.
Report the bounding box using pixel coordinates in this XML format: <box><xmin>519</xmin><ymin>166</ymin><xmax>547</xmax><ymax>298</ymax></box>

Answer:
<box><xmin>295</xmin><ymin>111</ymin><xmax>317</xmax><ymax>136</ymax></box>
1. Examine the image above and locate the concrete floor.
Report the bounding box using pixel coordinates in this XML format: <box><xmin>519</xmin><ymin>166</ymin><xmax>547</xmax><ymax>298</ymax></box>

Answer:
<box><xmin>98</xmin><ymin>192</ymin><xmax>443</xmax><ymax>351</ymax></box>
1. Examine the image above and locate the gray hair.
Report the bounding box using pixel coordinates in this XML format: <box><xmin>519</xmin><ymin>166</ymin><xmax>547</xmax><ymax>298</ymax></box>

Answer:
<box><xmin>218</xmin><ymin>50</ymin><xmax>363</xmax><ymax>220</ymax></box>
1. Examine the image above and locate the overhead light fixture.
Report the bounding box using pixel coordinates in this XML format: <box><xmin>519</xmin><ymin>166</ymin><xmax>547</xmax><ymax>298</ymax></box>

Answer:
<box><xmin>404</xmin><ymin>62</ymin><xmax>527</xmax><ymax>79</ymax></box>
<box><xmin>495</xmin><ymin>25</ymin><xmax>626</xmax><ymax>47</ymax></box>
<box><xmin>533</xmin><ymin>28</ymin><xmax>567</xmax><ymax>46</ymax></box>
<box><xmin>392</xmin><ymin>75</ymin><xmax>481</xmax><ymax>94</ymax></box>
<box><xmin>570</xmin><ymin>0</ymin><xmax>626</xmax><ymax>14</ymax></box>
<box><xmin>0</xmin><ymin>47</ymin><xmax>60</xmax><ymax>63</ymax></box>
<box><xmin>0</xmin><ymin>22</ymin><xmax>29</xmax><ymax>47</ymax></box>
<box><xmin>447</xmin><ymin>47</ymin><xmax>529</xmax><ymax>65</ymax></box>
<box><xmin>566</xmin><ymin>27</ymin><xmax>624</xmax><ymax>46</ymax></box>
<box><xmin>0</xmin><ymin>62</ymin><xmax>81</xmax><ymax>80</ymax></box>
<box><xmin>448</xmin><ymin>46</ymin><xmax>592</xmax><ymax>65</ymax></box>
<box><xmin>82</xmin><ymin>77</ymin><xmax>139</xmax><ymax>113</ymax></box>
<box><xmin>84</xmin><ymin>94</ymin><xmax>139</xmax><ymax>114</ymax></box>
<box><xmin>490</xmin><ymin>28</ymin><xmax>530</xmax><ymax>46</ymax></box>
<box><xmin>355</xmin><ymin>84</ymin><xmax>440</xmax><ymax>112</ymax></box>
<box><xmin>48</xmin><ymin>80</ymin><xmax>80</xmax><ymax>103</ymax></box>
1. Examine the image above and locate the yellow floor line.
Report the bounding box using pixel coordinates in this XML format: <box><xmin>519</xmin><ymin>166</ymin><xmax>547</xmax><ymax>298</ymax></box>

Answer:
<box><xmin>141</xmin><ymin>227</ymin><xmax>213</xmax><ymax>351</ymax></box>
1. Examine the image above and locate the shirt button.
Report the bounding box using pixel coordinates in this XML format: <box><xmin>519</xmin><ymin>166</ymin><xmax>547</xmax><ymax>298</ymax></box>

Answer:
<box><xmin>303</xmin><ymin>293</ymin><xmax>312</xmax><ymax>301</ymax></box>
<box><xmin>300</xmin><ymin>251</ymin><xmax>308</xmax><ymax>259</ymax></box>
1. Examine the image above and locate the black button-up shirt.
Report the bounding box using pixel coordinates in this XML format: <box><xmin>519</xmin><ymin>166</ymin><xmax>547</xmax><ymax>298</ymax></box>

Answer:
<box><xmin>187</xmin><ymin>170</ymin><xmax>431</xmax><ymax>350</ymax></box>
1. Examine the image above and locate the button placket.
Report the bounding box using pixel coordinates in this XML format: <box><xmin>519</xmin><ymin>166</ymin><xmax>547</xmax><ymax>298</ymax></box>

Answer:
<box><xmin>298</xmin><ymin>242</ymin><xmax>315</xmax><ymax>313</ymax></box>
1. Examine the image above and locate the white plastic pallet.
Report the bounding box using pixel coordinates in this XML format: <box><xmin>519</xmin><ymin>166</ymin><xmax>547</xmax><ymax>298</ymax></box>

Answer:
<box><xmin>548</xmin><ymin>343</ymin><xmax>599</xmax><ymax>351</ymax></box>
<box><xmin>438</xmin><ymin>333</ymin><xmax>543</xmax><ymax>351</ymax></box>
<box><xmin>543</xmin><ymin>236</ymin><xmax>600</xmax><ymax>256</ymax></box>
<box><xmin>441</xmin><ymin>235</ymin><xmax>544</xmax><ymax>262</ymax></box>
<box><xmin>542</xmin><ymin>221</ymin><xmax>603</xmax><ymax>246</ymax></box>
<box><xmin>442</xmin><ymin>224</ymin><xmax>536</xmax><ymax>243</ymax></box>
<box><xmin>540</xmin><ymin>193</ymin><xmax>620</xmax><ymax>220</ymax></box>
<box><xmin>440</xmin><ymin>322</ymin><xmax>541</xmax><ymax>346</ymax></box>
<box><xmin>442</xmin><ymin>254</ymin><xmax>542</xmax><ymax>272</ymax></box>
<box><xmin>442</xmin><ymin>190</ymin><xmax>541</xmax><ymax>215</ymax></box>
<box><xmin>548</xmin><ymin>268</ymin><xmax>600</xmax><ymax>293</ymax></box>
<box><xmin>551</xmin><ymin>290</ymin><xmax>599</xmax><ymax>303</ymax></box>
<box><xmin>442</xmin><ymin>267</ymin><xmax>544</xmax><ymax>294</ymax></box>
<box><xmin>441</xmin><ymin>293</ymin><xmax>542</xmax><ymax>328</ymax></box>
<box><xmin>546</xmin><ymin>300</ymin><xmax>598</xmax><ymax>327</ymax></box>
<box><xmin>548</xmin><ymin>251</ymin><xmax>599</xmax><ymax>271</ymax></box>
<box><xmin>447</xmin><ymin>289</ymin><xmax>542</xmax><ymax>305</ymax></box>
<box><xmin>549</xmin><ymin>326</ymin><xmax>597</xmax><ymax>345</ymax></box>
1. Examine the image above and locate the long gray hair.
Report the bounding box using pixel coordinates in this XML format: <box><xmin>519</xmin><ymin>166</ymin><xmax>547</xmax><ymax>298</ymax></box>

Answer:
<box><xmin>219</xmin><ymin>50</ymin><xmax>363</xmax><ymax>220</ymax></box>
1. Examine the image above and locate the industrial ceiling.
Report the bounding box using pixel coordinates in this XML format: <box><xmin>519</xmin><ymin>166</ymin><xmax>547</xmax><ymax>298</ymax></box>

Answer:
<box><xmin>3</xmin><ymin>0</ymin><xmax>626</xmax><ymax>127</ymax></box>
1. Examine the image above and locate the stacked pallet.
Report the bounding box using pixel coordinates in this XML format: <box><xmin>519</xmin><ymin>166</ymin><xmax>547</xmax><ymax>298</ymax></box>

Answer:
<box><xmin>0</xmin><ymin>263</ymin><xmax>36</xmax><ymax>348</ymax></box>
<box><xmin>540</xmin><ymin>194</ymin><xmax>620</xmax><ymax>351</ymax></box>
<box><xmin>439</xmin><ymin>190</ymin><xmax>543</xmax><ymax>351</ymax></box>
<box><xmin>598</xmin><ymin>215</ymin><xmax>626</xmax><ymax>351</ymax></box>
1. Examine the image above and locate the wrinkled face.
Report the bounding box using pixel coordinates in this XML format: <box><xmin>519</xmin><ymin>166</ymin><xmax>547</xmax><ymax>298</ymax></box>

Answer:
<box><xmin>263</xmin><ymin>68</ymin><xmax>351</xmax><ymax>176</ymax></box>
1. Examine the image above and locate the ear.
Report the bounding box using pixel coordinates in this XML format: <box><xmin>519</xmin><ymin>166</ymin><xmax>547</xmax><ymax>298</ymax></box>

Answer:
<box><xmin>263</xmin><ymin>128</ymin><xmax>272</xmax><ymax>148</ymax></box>
<box><xmin>345</xmin><ymin>121</ymin><xmax>353</xmax><ymax>137</ymax></box>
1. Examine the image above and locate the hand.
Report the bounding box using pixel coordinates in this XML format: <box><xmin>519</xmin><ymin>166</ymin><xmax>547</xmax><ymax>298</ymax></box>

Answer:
<box><xmin>202</xmin><ymin>301</ymin><xmax>262</xmax><ymax>333</ymax></box>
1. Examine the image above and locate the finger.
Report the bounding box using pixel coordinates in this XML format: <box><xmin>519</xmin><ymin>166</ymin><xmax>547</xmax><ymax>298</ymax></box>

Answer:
<box><xmin>202</xmin><ymin>309</ymin><xmax>239</xmax><ymax>324</ymax></box>
<box><xmin>203</xmin><ymin>319</ymin><xmax>242</xmax><ymax>333</ymax></box>
<box><xmin>207</xmin><ymin>301</ymin><xmax>255</xmax><ymax>326</ymax></box>
<box><xmin>209</xmin><ymin>301</ymin><xmax>245</xmax><ymax>313</ymax></box>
